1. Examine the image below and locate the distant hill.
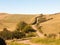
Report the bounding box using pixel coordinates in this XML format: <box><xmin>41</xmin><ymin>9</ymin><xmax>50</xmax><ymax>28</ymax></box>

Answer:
<box><xmin>41</xmin><ymin>13</ymin><xmax>60</xmax><ymax>34</ymax></box>
<box><xmin>0</xmin><ymin>13</ymin><xmax>37</xmax><ymax>31</ymax></box>
<box><xmin>0</xmin><ymin>13</ymin><xmax>60</xmax><ymax>34</ymax></box>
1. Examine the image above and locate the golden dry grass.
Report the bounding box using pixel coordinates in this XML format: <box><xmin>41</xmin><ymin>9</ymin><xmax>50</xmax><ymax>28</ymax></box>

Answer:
<box><xmin>0</xmin><ymin>13</ymin><xmax>37</xmax><ymax>31</ymax></box>
<box><xmin>0</xmin><ymin>13</ymin><xmax>60</xmax><ymax>34</ymax></box>
<box><xmin>41</xmin><ymin>13</ymin><xmax>60</xmax><ymax>34</ymax></box>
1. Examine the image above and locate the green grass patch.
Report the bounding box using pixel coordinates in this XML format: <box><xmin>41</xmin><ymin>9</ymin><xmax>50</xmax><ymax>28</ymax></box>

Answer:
<box><xmin>8</xmin><ymin>41</ymin><xmax>30</xmax><ymax>45</ymax></box>
<box><xmin>30</xmin><ymin>38</ymin><xmax>60</xmax><ymax>45</ymax></box>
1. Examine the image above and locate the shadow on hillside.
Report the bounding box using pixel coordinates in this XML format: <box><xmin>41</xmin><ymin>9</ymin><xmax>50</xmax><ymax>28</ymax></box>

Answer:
<box><xmin>41</xmin><ymin>18</ymin><xmax>53</xmax><ymax>23</ymax></box>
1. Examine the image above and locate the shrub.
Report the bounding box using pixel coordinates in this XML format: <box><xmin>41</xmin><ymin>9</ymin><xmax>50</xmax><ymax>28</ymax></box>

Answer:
<box><xmin>23</xmin><ymin>25</ymin><xmax>36</xmax><ymax>33</ymax></box>
<box><xmin>12</xmin><ymin>30</ymin><xmax>26</xmax><ymax>39</ymax></box>
<box><xmin>26</xmin><ymin>32</ymin><xmax>37</xmax><ymax>37</ymax></box>
<box><xmin>47</xmin><ymin>34</ymin><xmax>56</xmax><ymax>39</ymax></box>
<box><xmin>16</xmin><ymin>21</ymin><xmax>27</xmax><ymax>31</ymax></box>
<box><xmin>44</xmin><ymin>34</ymin><xmax>47</xmax><ymax>36</ymax></box>
<box><xmin>0</xmin><ymin>28</ymin><xmax>12</xmax><ymax>40</ymax></box>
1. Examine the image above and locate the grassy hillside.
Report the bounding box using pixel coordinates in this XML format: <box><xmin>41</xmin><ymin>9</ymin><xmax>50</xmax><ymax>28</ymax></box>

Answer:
<box><xmin>0</xmin><ymin>13</ymin><xmax>60</xmax><ymax>34</ymax></box>
<box><xmin>41</xmin><ymin>13</ymin><xmax>60</xmax><ymax>34</ymax></box>
<box><xmin>0</xmin><ymin>13</ymin><xmax>37</xmax><ymax>31</ymax></box>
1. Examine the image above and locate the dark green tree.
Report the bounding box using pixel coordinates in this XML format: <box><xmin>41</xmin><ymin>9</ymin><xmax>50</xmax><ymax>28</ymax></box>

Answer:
<box><xmin>13</xmin><ymin>30</ymin><xmax>25</xmax><ymax>39</ymax></box>
<box><xmin>23</xmin><ymin>25</ymin><xmax>36</xmax><ymax>33</ymax></box>
<box><xmin>16</xmin><ymin>21</ymin><xmax>27</xmax><ymax>32</ymax></box>
<box><xmin>0</xmin><ymin>28</ymin><xmax>12</xmax><ymax>40</ymax></box>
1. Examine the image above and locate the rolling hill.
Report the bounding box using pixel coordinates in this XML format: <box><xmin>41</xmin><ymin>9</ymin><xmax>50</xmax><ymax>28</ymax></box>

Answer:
<box><xmin>0</xmin><ymin>13</ymin><xmax>60</xmax><ymax>35</ymax></box>
<box><xmin>0</xmin><ymin>13</ymin><xmax>37</xmax><ymax>31</ymax></box>
<box><xmin>41</xmin><ymin>13</ymin><xmax>60</xmax><ymax>34</ymax></box>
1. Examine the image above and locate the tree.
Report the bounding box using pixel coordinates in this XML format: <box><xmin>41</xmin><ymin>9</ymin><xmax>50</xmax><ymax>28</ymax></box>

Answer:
<box><xmin>13</xmin><ymin>30</ymin><xmax>25</xmax><ymax>39</ymax></box>
<box><xmin>16</xmin><ymin>21</ymin><xmax>27</xmax><ymax>32</ymax></box>
<box><xmin>0</xmin><ymin>28</ymin><xmax>12</xmax><ymax>40</ymax></box>
<box><xmin>23</xmin><ymin>25</ymin><xmax>36</xmax><ymax>33</ymax></box>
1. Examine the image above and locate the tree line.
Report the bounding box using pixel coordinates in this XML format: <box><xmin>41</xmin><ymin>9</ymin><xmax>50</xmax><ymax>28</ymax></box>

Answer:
<box><xmin>0</xmin><ymin>21</ymin><xmax>36</xmax><ymax>40</ymax></box>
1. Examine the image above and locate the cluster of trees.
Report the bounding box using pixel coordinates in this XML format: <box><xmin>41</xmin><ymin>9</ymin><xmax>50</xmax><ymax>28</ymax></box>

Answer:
<box><xmin>0</xmin><ymin>21</ymin><xmax>36</xmax><ymax>40</ymax></box>
<box><xmin>0</xmin><ymin>14</ymin><xmax>50</xmax><ymax>40</ymax></box>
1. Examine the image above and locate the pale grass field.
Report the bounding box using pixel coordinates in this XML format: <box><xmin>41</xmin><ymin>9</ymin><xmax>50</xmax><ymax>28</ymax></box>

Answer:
<box><xmin>41</xmin><ymin>13</ymin><xmax>60</xmax><ymax>34</ymax></box>
<box><xmin>0</xmin><ymin>13</ymin><xmax>37</xmax><ymax>31</ymax></box>
<box><xmin>6</xmin><ymin>37</ymin><xmax>60</xmax><ymax>45</ymax></box>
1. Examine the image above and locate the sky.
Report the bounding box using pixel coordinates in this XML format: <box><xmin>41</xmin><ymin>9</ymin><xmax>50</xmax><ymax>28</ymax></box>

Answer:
<box><xmin>0</xmin><ymin>0</ymin><xmax>60</xmax><ymax>14</ymax></box>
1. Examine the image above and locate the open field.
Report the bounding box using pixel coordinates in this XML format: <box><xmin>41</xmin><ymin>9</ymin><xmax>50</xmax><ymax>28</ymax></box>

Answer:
<box><xmin>6</xmin><ymin>37</ymin><xmax>60</xmax><ymax>45</ymax></box>
<box><xmin>30</xmin><ymin>37</ymin><xmax>60</xmax><ymax>45</ymax></box>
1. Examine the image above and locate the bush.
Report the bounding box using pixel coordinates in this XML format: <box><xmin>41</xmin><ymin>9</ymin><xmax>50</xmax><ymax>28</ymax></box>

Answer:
<box><xmin>26</xmin><ymin>32</ymin><xmax>37</xmax><ymax>37</ymax></box>
<box><xmin>23</xmin><ymin>25</ymin><xmax>36</xmax><ymax>33</ymax></box>
<box><xmin>44</xmin><ymin>34</ymin><xmax>47</xmax><ymax>36</ymax></box>
<box><xmin>0</xmin><ymin>21</ymin><xmax>37</xmax><ymax>40</ymax></box>
<box><xmin>0</xmin><ymin>26</ymin><xmax>36</xmax><ymax>40</ymax></box>
<box><xmin>47</xmin><ymin>34</ymin><xmax>56</xmax><ymax>39</ymax></box>
<box><xmin>13</xmin><ymin>30</ymin><xmax>26</xmax><ymax>39</ymax></box>
<box><xmin>16</xmin><ymin>21</ymin><xmax>27</xmax><ymax>31</ymax></box>
<box><xmin>16</xmin><ymin>21</ymin><xmax>36</xmax><ymax>38</ymax></box>
<box><xmin>0</xmin><ymin>28</ymin><xmax>13</xmax><ymax>40</ymax></box>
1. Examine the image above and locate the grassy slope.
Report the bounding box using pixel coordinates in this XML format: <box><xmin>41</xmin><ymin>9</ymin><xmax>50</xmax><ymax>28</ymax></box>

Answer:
<box><xmin>30</xmin><ymin>37</ymin><xmax>60</xmax><ymax>45</ymax></box>
<box><xmin>41</xmin><ymin>13</ymin><xmax>60</xmax><ymax>34</ymax></box>
<box><xmin>0</xmin><ymin>13</ymin><xmax>60</xmax><ymax>34</ymax></box>
<box><xmin>0</xmin><ymin>13</ymin><xmax>37</xmax><ymax>31</ymax></box>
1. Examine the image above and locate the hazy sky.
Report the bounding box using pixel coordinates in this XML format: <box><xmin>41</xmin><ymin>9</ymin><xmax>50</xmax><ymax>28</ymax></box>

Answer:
<box><xmin>0</xmin><ymin>0</ymin><xmax>60</xmax><ymax>14</ymax></box>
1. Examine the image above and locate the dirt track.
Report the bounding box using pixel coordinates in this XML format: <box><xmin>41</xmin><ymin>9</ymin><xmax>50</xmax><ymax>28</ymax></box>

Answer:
<box><xmin>31</xmin><ymin>25</ymin><xmax>45</xmax><ymax>38</ymax></box>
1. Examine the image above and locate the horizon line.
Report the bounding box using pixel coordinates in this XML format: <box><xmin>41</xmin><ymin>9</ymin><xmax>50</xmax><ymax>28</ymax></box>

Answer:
<box><xmin>0</xmin><ymin>12</ymin><xmax>60</xmax><ymax>15</ymax></box>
